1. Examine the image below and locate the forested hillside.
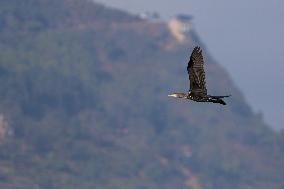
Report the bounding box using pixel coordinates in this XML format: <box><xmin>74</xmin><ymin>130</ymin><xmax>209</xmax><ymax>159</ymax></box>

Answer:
<box><xmin>0</xmin><ymin>0</ymin><xmax>283</xmax><ymax>189</ymax></box>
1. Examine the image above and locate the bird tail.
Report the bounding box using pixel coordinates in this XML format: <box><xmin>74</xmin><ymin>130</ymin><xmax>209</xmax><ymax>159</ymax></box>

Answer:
<box><xmin>211</xmin><ymin>98</ymin><xmax>226</xmax><ymax>105</ymax></box>
<box><xmin>209</xmin><ymin>95</ymin><xmax>231</xmax><ymax>99</ymax></box>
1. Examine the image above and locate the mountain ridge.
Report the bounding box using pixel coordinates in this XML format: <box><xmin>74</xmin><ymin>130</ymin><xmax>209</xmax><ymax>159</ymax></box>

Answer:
<box><xmin>0</xmin><ymin>0</ymin><xmax>283</xmax><ymax>189</ymax></box>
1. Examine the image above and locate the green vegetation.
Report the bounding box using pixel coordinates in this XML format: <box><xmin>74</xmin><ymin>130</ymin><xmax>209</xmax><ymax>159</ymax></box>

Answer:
<box><xmin>0</xmin><ymin>0</ymin><xmax>283</xmax><ymax>188</ymax></box>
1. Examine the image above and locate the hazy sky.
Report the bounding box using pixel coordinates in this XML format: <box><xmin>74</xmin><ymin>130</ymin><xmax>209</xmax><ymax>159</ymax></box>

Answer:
<box><xmin>95</xmin><ymin>0</ymin><xmax>284</xmax><ymax>130</ymax></box>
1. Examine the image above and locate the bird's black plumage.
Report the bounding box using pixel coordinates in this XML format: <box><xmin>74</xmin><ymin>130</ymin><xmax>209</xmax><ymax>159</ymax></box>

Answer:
<box><xmin>168</xmin><ymin>46</ymin><xmax>230</xmax><ymax>105</ymax></box>
<box><xmin>187</xmin><ymin>46</ymin><xmax>207</xmax><ymax>96</ymax></box>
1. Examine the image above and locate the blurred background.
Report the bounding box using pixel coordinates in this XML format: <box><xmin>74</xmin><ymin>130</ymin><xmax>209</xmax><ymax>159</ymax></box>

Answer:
<box><xmin>0</xmin><ymin>0</ymin><xmax>283</xmax><ymax>188</ymax></box>
<box><xmin>96</xmin><ymin>0</ymin><xmax>284</xmax><ymax>130</ymax></box>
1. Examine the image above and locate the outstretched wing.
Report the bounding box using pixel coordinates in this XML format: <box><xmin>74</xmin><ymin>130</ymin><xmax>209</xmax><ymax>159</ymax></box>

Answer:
<box><xmin>187</xmin><ymin>46</ymin><xmax>207</xmax><ymax>96</ymax></box>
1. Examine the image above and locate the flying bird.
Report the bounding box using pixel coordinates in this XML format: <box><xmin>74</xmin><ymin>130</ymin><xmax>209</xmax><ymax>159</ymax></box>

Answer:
<box><xmin>168</xmin><ymin>46</ymin><xmax>230</xmax><ymax>105</ymax></box>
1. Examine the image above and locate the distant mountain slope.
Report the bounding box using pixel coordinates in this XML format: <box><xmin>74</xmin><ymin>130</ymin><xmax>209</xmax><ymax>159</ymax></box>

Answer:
<box><xmin>0</xmin><ymin>0</ymin><xmax>283</xmax><ymax>189</ymax></box>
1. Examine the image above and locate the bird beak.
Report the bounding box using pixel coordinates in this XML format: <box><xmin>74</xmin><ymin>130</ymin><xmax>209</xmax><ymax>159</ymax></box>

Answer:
<box><xmin>168</xmin><ymin>94</ymin><xmax>175</xmax><ymax>97</ymax></box>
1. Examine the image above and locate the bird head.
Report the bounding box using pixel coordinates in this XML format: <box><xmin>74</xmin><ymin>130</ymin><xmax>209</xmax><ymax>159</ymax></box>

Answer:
<box><xmin>168</xmin><ymin>93</ymin><xmax>188</xmax><ymax>99</ymax></box>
